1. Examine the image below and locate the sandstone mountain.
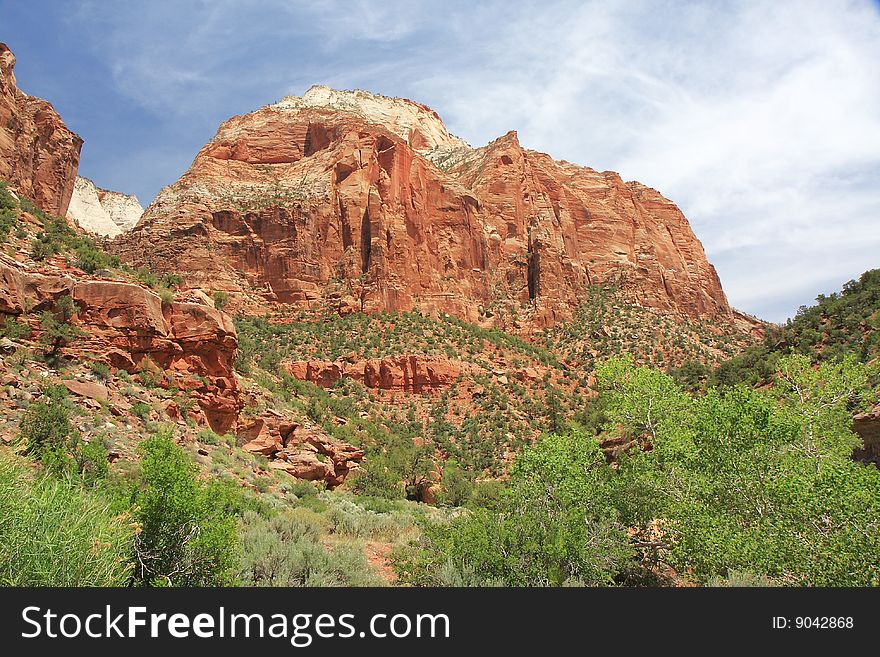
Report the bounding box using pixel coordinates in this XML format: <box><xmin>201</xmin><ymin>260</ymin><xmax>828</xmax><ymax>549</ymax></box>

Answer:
<box><xmin>0</xmin><ymin>46</ymin><xmax>363</xmax><ymax>488</ymax></box>
<box><xmin>67</xmin><ymin>176</ymin><xmax>143</xmax><ymax>237</ymax></box>
<box><xmin>115</xmin><ymin>85</ymin><xmax>731</xmax><ymax>328</ymax></box>
<box><xmin>0</xmin><ymin>43</ymin><xmax>81</xmax><ymax>217</ymax></box>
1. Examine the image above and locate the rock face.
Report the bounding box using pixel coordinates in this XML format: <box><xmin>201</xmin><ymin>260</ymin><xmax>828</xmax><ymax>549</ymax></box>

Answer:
<box><xmin>854</xmin><ymin>404</ymin><xmax>880</xmax><ymax>467</ymax></box>
<box><xmin>0</xmin><ymin>43</ymin><xmax>82</xmax><ymax>217</ymax></box>
<box><xmin>114</xmin><ymin>85</ymin><xmax>732</xmax><ymax>327</ymax></box>
<box><xmin>285</xmin><ymin>355</ymin><xmax>466</xmax><ymax>393</ymax></box>
<box><xmin>67</xmin><ymin>176</ymin><xmax>143</xmax><ymax>237</ymax></box>
<box><xmin>0</xmin><ymin>253</ymin><xmax>241</xmax><ymax>432</ymax></box>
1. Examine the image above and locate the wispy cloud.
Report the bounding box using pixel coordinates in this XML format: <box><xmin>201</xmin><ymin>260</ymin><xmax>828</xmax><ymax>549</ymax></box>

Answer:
<box><xmin>53</xmin><ymin>0</ymin><xmax>880</xmax><ymax>320</ymax></box>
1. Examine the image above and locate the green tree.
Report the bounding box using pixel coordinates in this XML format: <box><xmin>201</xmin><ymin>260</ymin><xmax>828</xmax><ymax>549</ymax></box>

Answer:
<box><xmin>545</xmin><ymin>383</ymin><xmax>565</xmax><ymax>433</ymax></box>
<box><xmin>401</xmin><ymin>431</ymin><xmax>633</xmax><ymax>586</ymax></box>
<box><xmin>774</xmin><ymin>353</ymin><xmax>869</xmax><ymax>461</ymax></box>
<box><xmin>598</xmin><ymin>357</ymin><xmax>880</xmax><ymax>586</ymax></box>
<box><xmin>39</xmin><ymin>294</ymin><xmax>84</xmax><ymax>357</ymax></box>
<box><xmin>129</xmin><ymin>433</ymin><xmax>239</xmax><ymax>586</ymax></box>
<box><xmin>439</xmin><ymin>460</ymin><xmax>474</xmax><ymax>507</ymax></box>
<box><xmin>595</xmin><ymin>355</ymin><xmax>690</xmax><ymax>454</ymax></box>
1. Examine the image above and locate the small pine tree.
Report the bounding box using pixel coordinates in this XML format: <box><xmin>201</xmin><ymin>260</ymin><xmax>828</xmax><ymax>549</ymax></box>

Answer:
<box><xmin>39</xmin><ymin>295</ymin><xmax>84</xmax><ymax>357</ymax></box>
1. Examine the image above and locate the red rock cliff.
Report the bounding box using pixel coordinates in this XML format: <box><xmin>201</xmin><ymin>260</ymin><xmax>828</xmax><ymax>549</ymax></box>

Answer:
<box><xmin>0</xmin><ymin>43</ymin><xmax>82</xmax><ymax>217</ymax></box>
<box><xmin>115</xmin><ymin>85</ymin><xmax>731</xmax><ymax>327</ymax></box>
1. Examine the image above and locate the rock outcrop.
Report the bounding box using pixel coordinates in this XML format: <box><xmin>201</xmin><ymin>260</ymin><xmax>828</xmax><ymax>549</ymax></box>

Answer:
<box><xmin>854</xmin><ymin>404</ymin><xmax>880</xmax><ymax>467</ymax></box>
<box><xmin>67</xmin><ymin>176</ymin><xmax>143</xmax><ymax>237</ymax></box>
<box><xmin>239</xmin><ymin>413</ymin><xmax>363</xmax><ymax>487</ymax></box>
<box><xmin>0</xmin><ymin>43</ymin><xmax>82</xmax><ymax>217</ymax></box>
<box><xmin>285</xmin><ymin>355</ymin><xmax>466</xmax><ymax>393</ymax></box>
<box><xmin>114</xmin><ymin>85</ymin><xmax>732</xmax><ymax>328</ymax></box>
<box><xmin>0</xmin><ymin>253</ymin><xmax>241</xmax><ymax>432</ymax></box>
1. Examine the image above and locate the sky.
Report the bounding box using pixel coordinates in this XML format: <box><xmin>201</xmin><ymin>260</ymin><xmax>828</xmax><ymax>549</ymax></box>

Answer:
<box><xmin>2</xmin><ymin>0</ymin><xmax>879</xmax><ymax>322</ymax></box>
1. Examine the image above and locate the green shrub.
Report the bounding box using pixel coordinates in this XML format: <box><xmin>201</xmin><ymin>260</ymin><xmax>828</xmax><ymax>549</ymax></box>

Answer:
<box><xmin>439</xmin><ymin>460</ymin><xmax>473</xmax><ymax>507</ymax></box>
<box><xmin>400</xmin><ymin>431</ymin><xmax>633</xmax><ymax>586</ymax></box>
<box><xmin>131</xmin><ymin>401</ymin><xmax>151</xmax><ymax>421</ymax></box>
<box><xmin>17</xmin><ymin>384</ymin><xmax>109</xmax><ymax>483</ymax></box>
<box><xmin>18</xmin><ymin>385</ymin><xmax>75</xmax><ymax>455</ymax></box>
<box><xmin>74</xmin><ymin>244</ymin><xmax>119</xmax><ymax>273</ymax></box>
<box><xmin>160</xmin><ymin>273</ymin><xmax>183</xmax><ymax>289</ymax></box>
<box><xmin>129</xmin><ymin>433</ymin><xmax>239</xmax><ymax>586</ymax></box>
<box><xmin>351</xmin><ymin>453</ymin><xmax>403</xmax><ymax>499</ymax></box>
<box><xmin>324</xmin><ymin>496</ymin><xmax>411</xmax><ymax>540</ymax></box>
<box><xmin>158</xmin><ymin>287</ymin><xmax>175</xmax><ymax>307</ymax></box>
<box><xmin>39</xmin><ymin>295</ymin><xmax>84</xmax><ymax>357</ymax></box>
<box><xmin>0</xmin><ymin>316</ymin><xmax>30</xmax><ymax>340</ymax></box>
<box><xmin>89</xmin><ymin>360</ymin><xmax>111</xmax><ymax>381</ymax></box>
<box><xmin>467</xmin><ymin>480</ymin><xmax>505</xmax><ymax>510</ymax></box>
<box><xmin>0</xmin><ymin>181</ymin><xmax>19</xmax><ymax>241</ymax></box>
<box><xmin>237</xmin><ymin>508</ymin><xmax>384</xmax><ymax>586</ymax></box>
<box><xmin>135</xmin><ymin>268</ymin><xmax>158</xmax><ymax>288</ymax></box>
<box><xmin>197</xmin><ymin>428</ymin><xmax>224</xmax><ymax>445</ymax></box>
<box><xmin>31</xmin><ymin>235</ymin><xmax>57</xmax><ymax>261</ymax></box>
<box><xmin>212</xmin><ymin>290</ymin><xmax>229</xmax><ymax>311</ymax></box>
<box><xmin>288</xmin><ymin>480</ymin><xmax>320</xmax><ymax>498</ymax></box>
<box><xmin>707</xmin><ymin>571</ymin><xmax>774</xmax><ymax>587</ymax></box>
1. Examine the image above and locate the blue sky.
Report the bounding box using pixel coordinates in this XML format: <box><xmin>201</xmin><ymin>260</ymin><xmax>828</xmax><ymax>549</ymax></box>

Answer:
<box><xmin>3</xmin><ymin>0</ymin><xmax>879</xmax><ymax>323</ymax></box>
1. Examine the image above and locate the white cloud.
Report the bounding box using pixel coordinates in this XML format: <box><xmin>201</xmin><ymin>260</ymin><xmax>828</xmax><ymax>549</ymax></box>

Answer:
<box><xmin>409</xmin><ymin>0</ymin><xmax>880</xmax><ymax>322</ymax></box>
<box><xmin>68</xmin><ymin>0</ymin><xmax>880</xmax><ymax>321</ymax></box>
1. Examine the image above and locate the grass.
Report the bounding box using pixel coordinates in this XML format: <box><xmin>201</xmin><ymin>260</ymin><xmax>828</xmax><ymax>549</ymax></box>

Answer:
<box><xmin>0</xmin><ymin>453</ymin><xmax>133</xmax><ymax>586</ymax></box>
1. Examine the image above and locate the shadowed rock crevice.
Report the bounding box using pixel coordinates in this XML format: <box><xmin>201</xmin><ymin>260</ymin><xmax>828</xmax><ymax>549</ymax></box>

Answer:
<box><xmin>527</xmin><ymin>237</ymin><xmax>539</xmax><ymax>301</ymax></box>
<box><xmin>360</xmin><ymin>205</ymin><xmax>372</xmax><ymax>274</ymax></box>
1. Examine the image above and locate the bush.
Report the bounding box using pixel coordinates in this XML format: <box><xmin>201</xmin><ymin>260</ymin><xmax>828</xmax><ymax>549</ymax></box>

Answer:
<box><xmin>135</xmin><ymin>268</ymin><xmax>158</xmax><ymax>288</ymax></box>
<box><xmin>160</xmin><ymin>273</ymin><xmax>183</xmax><ymax>289</ymax></box>
<box><xmin>439</xmin><ymin>460</ymin><xmax>473</xmax><ymax>507</ymax></box>
<box><xmin>39</xmin><ymin>295</ymin><xmax>84</xmax><ymax>357</ymax></box>
<box><xmin>212</xmin><ymin>290</ymin><xmax>229</xmax><ymax>311</ymax></box>
<box><xmin>237</xmin><ymin>509</ymin><xmax>384</xmax><ymax>586</ymax></box>
<box><xmin>197</xmin><ymin>428</ymin><xmax>223</xmax><ymax>446</ymax></box>
<box><xmin>131</xmin><ymin>401</ymin><xmax>151</xmax><ymax>421</ymax></box>
<box><xmin>0</xmin><ymin>181</ymin><xmax>19</xmax><ymax>241</ymax></box>
<box><xmin>31</xmin><ymin>235</ymin><xmax>58</xmax><ymax>261</ymax></box>
<box><xmin>0</xmin><ymin>453</ymin><xmax>133</xmax><ymax>586</ymax></box>
<box><xmin>90</xmin><ymin>360</ymin><xmax>111</xmax><ymax>381</ymax></box>
<box><xmin>288</xmin><ymin>480</ymin><xmax>320</xmax><ymax>498</ymax></box>
<box><xmin>74</xmin><ymin>244</ymin><xmax>119</xmax><ymax>273</ymax></box>
<box><xmin>129</xmin><ymin>433</ymin><xmax>239</xmax><ymax>586</ymax></box>
<box><xmin>0</xmin><ymin>316</ymin><xmax>31</xmax><ymax>340</ymax></box>
<box><xmin>351</xmin><ymin>453</ymin><xmax>404</xmax><ymax>499</ymax></box>
<box><xmin>467</xmin><ymin>480</ymin><xmax>505</xmax><ymax>510</ymax></box>
<box><xmin>18</xmin><ymin>384</ymin><xmax>109</xmax><ymax>483</ymax></box>
<box><xmin>158</xmin><ymin>287</ymin><xmax>175</xmax><ymax>307</ymax></box>
<box><xmin>352</xmin><ymin>434</ymin><xmax>436</xmax><ymax>501</ymax></box>
<box><xmin>19</xmin><ymin>385</ymin><xmax>76</xmax><ymax>455</ymax></box>
<box><xmin>324</xmin><ymin>496</ymin><xmax>411</xmax><ymax>540</ymax></box>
